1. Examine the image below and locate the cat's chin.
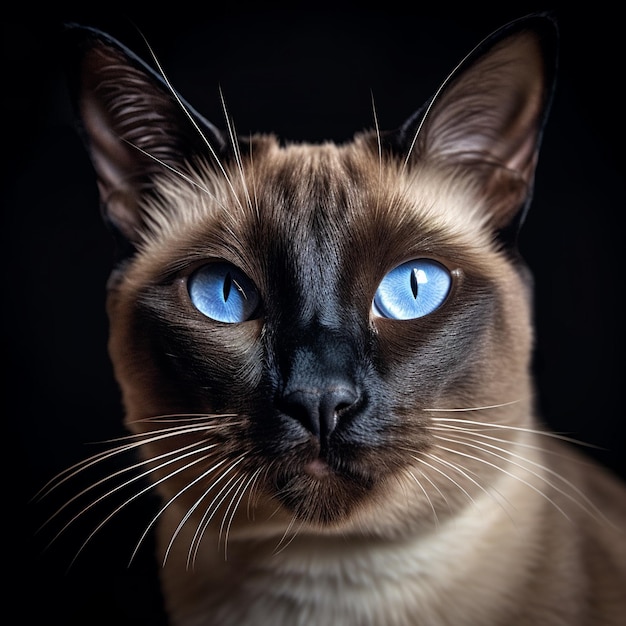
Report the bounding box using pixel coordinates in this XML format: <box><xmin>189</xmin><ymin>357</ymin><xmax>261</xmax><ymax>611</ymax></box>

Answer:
<box><xmin>269</xmin><ymin>451</ymin><xmax>381</xmax><ymax>526</ymax></box>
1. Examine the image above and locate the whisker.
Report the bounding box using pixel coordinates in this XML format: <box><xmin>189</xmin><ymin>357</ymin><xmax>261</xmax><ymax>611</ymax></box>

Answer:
<box><xmin>120</xmin><ymin>138</ymin><xmax>228</xmax><ymax>210</ymax></box>
<box><xmin>245</xmin><ymin>458</ymin><xmax>267</xmax><ymax>521</ymax></box>
<box><xmin>434</xmin><ymin>432</ymin><xmax>613</xmax><ymax>524</ymax></box>
<box><xmin>430</xmin><ymin>416</ymin><xmax>599</xmax><ymax>448</ymax></box>
<box><xmin>39</xmin><ymin>439</ymin><xmax>216</xmax><ymax>533</ymax></box>
<box><xmin>401</xmin><ymin>24</ymin><xmax>500</xmax><ymax>171</ymax></box>
<box><xmin>426</xmin><ymin>400</ymin><xmax>521</xmax><ymax>413</ymax></box>
<box><xmin>272</xmin><ymin>511</ymin><xmax>305</xmax><ymax>556</ymax></box>
<box><xmin>99</xmin><ymin>422</ymin><xmax>234</xmax><ymax>444</ymax></box>
<box><xmin>219</xmin><ymin>87</ymin><xmax>254</xmax><ymax>214</ymax></box>
<box><xmin>242</xmin><ymin>134</ymin><xmax>261</xmax><ymax>220</ymax></box>
<box><xmin>412</xmin><ymin>464</ymin><xmax>453</xmax><ymax>516</ymax></box>
<box><xmin>415</xmin><ymin>451</ymin><xmax>515</xmax><ymax>521</ymax></box>
<box><xmin>33</xmin><ymin>446</ymin><xmax>128</xmax><ymax>503</ymax></box>
<box><xmin>131</xmin><ymin>456</ymin><xmax>230</xmax><ymax>566</ymax></box>
<box><xmin>370</xmin><ymin>89</ymin><xmax>383</xmax><ymax>214</ymax></box>
<box><xmin>219</xmin><ymin>466</ymin><xmax>264</xmax><ymax>560</ymax></box>
<box><xmin>137</xmin><ymin>32</ymin><xmax>244</xmax><ymax>212</ymax></box>
<box><xmin>35</xmin><ymin>421</ymin><xmax>225</xmax><ymax>501</ymax></box>
<box><xmin>216</xmin><ymin>473</ymin><xmax>250</xmax><ymax>555</ymax></box>
<box><xmin>162</xmin><ymin>455</ymin><xmax>247</xmax><ymax>566</ymax></box>
<box><xmin>67</xmin><ymin>451</ymin><xmax>216</xmax><ymax>569</ymax></box>
<box><xmin>429</xmin><ymin>424</ymin><xmax>605</xmax><ymax>475</ymax></box>
<box><xmin>404</xmin><ymin>469</ymin><xmax>440</xmax><ymax>528</ymax></box>
<box><xmin>409</xmin><ymin>453</ymin><xmax>477</xmax><ymax>507</ymax></box>
<box><xmin>187</xmin><ymin>466</ymin><xmax>250</xmax><ymax>569</ymax></box>
<box><xmin>429</xmin><ymin>423</ymin><xmax>600</xmax><ymax>465</ymax></box>
<box><xmin>434</xmin><ymin>442</ymin><xmax>571</xmax><ymax>522</ymax></box>
<box><xmin>128</xmin><ymin>412</ymin><xmax>239</xmax><ymax>424</ymax></box>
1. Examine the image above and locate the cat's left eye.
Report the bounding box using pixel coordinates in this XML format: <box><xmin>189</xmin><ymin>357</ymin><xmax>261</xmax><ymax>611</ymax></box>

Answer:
<box><xmin>373</xmin><ymin>259</ymin><xmax>451</xmax><ymax>320</ymax></box>
<box><xmin>188</xmin><ymin>262</ymin><xmax>260</xmax><ymax>323</ymax></box>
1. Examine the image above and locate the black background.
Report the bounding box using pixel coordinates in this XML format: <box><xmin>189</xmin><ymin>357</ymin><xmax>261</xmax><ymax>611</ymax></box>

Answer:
<box><xmin>5</xmin><ymin>3</ymin><xmax>624</xmax><ymax>624</ymax></box>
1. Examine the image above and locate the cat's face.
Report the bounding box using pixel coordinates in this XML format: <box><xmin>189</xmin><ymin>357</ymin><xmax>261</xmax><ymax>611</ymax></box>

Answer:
<box><xmin>65</xmin><ymin>16</ymin><xmax>556</xmax><ymax>542</ymax></box>
<box><xmin>106</xmin><ymin>140</ymin><xmax>533</xmax><ymax>536</ymax></box>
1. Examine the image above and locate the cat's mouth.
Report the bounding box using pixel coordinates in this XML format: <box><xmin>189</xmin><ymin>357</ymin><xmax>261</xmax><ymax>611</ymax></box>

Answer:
<box><xmin>297</xmin><ymin>446</ymin><xmax>370</xmax><ymax>483</ymax></box>
<box><xmin>266</xmin><ymin>441</ymin><xmax>384</xmax><ymax>525</ymax></box>
<box><xmin>303</xmin><ymin>457</ymin><xmax>332</xmax><ymax>478</ymax></box>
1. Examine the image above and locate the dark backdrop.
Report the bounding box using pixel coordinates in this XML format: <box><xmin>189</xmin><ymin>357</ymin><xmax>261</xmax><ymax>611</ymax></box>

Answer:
<box><xmin>5</xmin><ymin>3</ymin><xmax>623</xmax><ymax>624</ymax></box>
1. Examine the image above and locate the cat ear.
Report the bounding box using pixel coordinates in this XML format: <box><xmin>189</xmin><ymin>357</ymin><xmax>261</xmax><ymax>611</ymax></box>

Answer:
<box><xmin>396</xmin><ymin>14</ymin><xmax>558</xmax><ymax>236</ymax></box>
<box><xmin>63</xmin><ymin>24</ymin><xmax>227</xmax><ymax>249</ymax></box>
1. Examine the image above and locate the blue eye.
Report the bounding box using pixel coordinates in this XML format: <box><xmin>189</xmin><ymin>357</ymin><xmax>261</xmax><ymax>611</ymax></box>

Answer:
<box><xmin>373</xmin><ymin>259</ymin><xmax>451</xmax><ymax>320</ymax></box>
<box><xmin>188</xmin><ymin>262</ymin><xmax>260</xmax><ymax>323</ymax></box>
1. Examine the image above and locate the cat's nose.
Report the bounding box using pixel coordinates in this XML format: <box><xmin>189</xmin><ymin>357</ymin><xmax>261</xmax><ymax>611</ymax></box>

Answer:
<box><xmin>279</xmin><ymin>385</ymin><xmax>360</xmax><ymax>442</ymax></box>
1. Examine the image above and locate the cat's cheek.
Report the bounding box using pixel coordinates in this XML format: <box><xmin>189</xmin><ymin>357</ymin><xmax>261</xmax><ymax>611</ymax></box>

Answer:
<box><xmin>108</xmin><ymin>281</ymin><xmax>266</xmax><ymax>422</ymax></box>
<box><xmin>160</xmin><ymin>320</ymin><xmax>266</xmax><ymax>409</ymax></box>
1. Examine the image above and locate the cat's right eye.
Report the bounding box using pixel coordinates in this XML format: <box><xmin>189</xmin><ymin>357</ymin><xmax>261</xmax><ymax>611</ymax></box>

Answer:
<box><xmin>188</xmin><ymin>262</ymin><xmax>260</xmax><ymax>323</ymax></box>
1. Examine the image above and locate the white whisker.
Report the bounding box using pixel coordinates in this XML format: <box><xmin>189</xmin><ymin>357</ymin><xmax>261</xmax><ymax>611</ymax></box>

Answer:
<box><xmin>121</xmin><ymin>138</ymin><xmax>228</xmax><ymax>209</ymax></box>
<box><xmin>245</xmin><ymin>459</ymin><xmax>267</xmax><ymax>521</ymax></box>
<box><xmin>412</xmin><ymin>464</ymin><xmax>453</xmax><ymax>516</ymax></box>
<box><xmin>67</xmin><ymin>450</ymin><xmax>216</xmax><ymax>569</ymax></box>
<box><xmin>220</xmin><ymin>466</ymin><xmax>264</xmax><ymax>560</ymax></box>
<box><xmin>430</xmin><ymin>416</ymin><xmax>598</xmax><ymax>448</ymax></box>
<box><xmin>242</xmin><ymin>135</ymin><xmax>261</xmax><ymax>220</ymax></box>
<box><xmin>35</xmin><ymin>421</ymin><xmax>224</xmax><ymax>501</ymax></box>
<box><xmin>137</xmin><ymin>32</ymin><xmax>244</xmax><ymax>212</ymax></box>
<box><xmin>272</xmin><ymin>511</ymin><xmax>305</xmax><ymax>556</ymax></box>
<box><xmin>405</xmin><ymin>469</ymin><xmax>440</xmax><ymax>528</ymax></box>
<box><xmin>40</xmin><ymin>439</ymin><xmax>216</xmax><ymax>533</ymax></box>
<box><xmin>165</xmin><ymin>456</ymin><xmax>247</xmax><ymax>567</ymax></box>
<box><xmin>416</xmin><ymin>451</ymin><xmax>515</xmax><ymax>521</ymax></box>
<box><xmin>128</xmin><ymin>412</ymin><xmax>238</xmax><ymax>424</ymax></box>
<box><xmin>434</xmin><ymin>432</ymin><xmax>613</xmax><ymax>524</ymax></box>
<box><xmin>434</xmin><ymin>442</ymin><xmax>571</xmax><ymax>522</ymax></box>
<box><xmin>99</xmin><ymin>422</ymin><xmax>231</xmax><ymax>444</ymax></box>
<box><xmin>430</xmin><ymin>424</ymin><xmax>553</xmax><ymax>452</ymax></box>
<box><xmin>132</xmin><ymin>456</ymin><xmax>230</xmax><ymax>566</ymax></box>
<box><xmin>426</xmin><ymin>400</ymin><xmax>521</xmax><ymax>413</ymax></box>
<box><xmin>401</xmin><ymin>24</ymin><xmax>501</xmax><ymax>170</ymax></box>
<box><xmin>370</xmin><ymin>89</ymin><xmax>383</xmax><ymax>214</ymax></box>
<box><xmin>186</xmin><ymin>457</ymin><xmax>249</xmax><ymax>569</ymax></box>
<box><xmin>409</xmin><ymin>453</ymin><xmax>477</xmax><ymax>507</ymax></box>
<box><xmin>219</xmin><ymin>87</ymin><xmax>254</xmax><ymax>214</ymax></box>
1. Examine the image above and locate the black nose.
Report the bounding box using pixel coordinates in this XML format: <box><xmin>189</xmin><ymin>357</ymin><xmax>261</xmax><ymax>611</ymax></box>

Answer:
<box><xmin>280</xmin><ymin>385</ymin><xmax>360</xmax><ymax>442</ymax></box>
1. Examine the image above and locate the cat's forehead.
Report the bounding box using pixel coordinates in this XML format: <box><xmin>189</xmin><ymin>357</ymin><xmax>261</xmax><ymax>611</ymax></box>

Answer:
<box><xmin>252</xmin><ymin>140</ymin><xmax>491</xmax><ymax>243</ymax></box>
<box><xmin>137</xmin><ymin>136</ymin><xmax>497</xmax><ymax>277</ymax></box>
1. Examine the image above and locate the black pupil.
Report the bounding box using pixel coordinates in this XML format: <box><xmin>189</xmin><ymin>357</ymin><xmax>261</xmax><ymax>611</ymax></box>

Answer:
<box><xmin>223</xmin><ymin>272</ymin><xmax>232</xmax><ymax>301</ymax></box>
<box><xmin>410</xmin><ymin>268</ymin><xmax>419</xmax><ymax>299</ymax></box>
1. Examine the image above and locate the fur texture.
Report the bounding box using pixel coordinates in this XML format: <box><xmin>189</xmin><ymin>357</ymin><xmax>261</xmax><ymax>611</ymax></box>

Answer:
<box><xmin>50</xmin><ymin>13</ymin><xmax>626</xmax><ymax>625</ymax></box>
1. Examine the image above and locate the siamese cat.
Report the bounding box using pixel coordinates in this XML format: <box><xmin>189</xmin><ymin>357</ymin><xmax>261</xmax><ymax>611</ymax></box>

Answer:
<box><xmin>45</xmin><ymin>13</ymin><xmax>625</xmax><ymax>625</ymax></box>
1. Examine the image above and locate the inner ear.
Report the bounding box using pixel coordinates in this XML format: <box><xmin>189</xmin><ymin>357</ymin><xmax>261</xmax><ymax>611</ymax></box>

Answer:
<box><xmin>64</xmin><ymin>24</ymin><xmax>227</xmax><ymax>246</ymax></box>
<box><xmin>396</xmin><ymin>15</ymin><xmax>558</xmax><ymax>232</ymax></box>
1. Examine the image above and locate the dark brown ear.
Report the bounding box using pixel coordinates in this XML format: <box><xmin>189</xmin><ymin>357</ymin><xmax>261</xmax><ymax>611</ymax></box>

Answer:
<box><xmin>63</xmin><ymin>24</ymin><xmax>227</xmax><ymax>251</ymax></box>
<box><xmin>397</xmin><ymin>14</ymin><xmax>558</xmax><ymax>237</ymax></box>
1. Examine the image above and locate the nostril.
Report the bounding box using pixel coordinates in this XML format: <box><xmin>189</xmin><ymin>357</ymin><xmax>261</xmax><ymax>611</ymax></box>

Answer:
<box><xmin>279</xmin><ymin>385</ymin><xmax>360</xmax><ymax>441</ymax></box>
<box><xmin>321</xmin><ymin>387</ymin><xmax>359</xmax><ymax>422</ymax></box>
<box><xmin>335</xmin><ymin>400</ymin><xmax>353</xmax><ymax>414</ymax></box>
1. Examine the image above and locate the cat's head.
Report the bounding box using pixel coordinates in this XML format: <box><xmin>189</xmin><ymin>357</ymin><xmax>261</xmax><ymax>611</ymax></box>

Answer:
<box><xmin>64</xmin><ymin>14</ymin><xmax>557</xmax><ymax>539</ymax></box>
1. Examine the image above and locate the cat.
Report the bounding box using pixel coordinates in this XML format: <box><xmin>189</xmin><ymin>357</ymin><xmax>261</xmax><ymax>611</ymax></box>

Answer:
<box><xmin>43</xmin><ymin>12</ymin><xmax>625</xmax><ymax>625</ymax></box>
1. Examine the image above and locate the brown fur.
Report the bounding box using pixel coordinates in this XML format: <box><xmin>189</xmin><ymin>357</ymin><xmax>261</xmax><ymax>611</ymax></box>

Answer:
<box><xmin>59</xmin><ymin>14</ymin><xmax>626</xmax><ymax>625</ymax></box>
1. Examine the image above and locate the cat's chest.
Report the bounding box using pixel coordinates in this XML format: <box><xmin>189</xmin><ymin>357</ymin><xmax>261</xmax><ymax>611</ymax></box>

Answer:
<box><xmin>155</xmin><ymin>472</ymin><xmax>540</xmax><ymax>626</ymax></box>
